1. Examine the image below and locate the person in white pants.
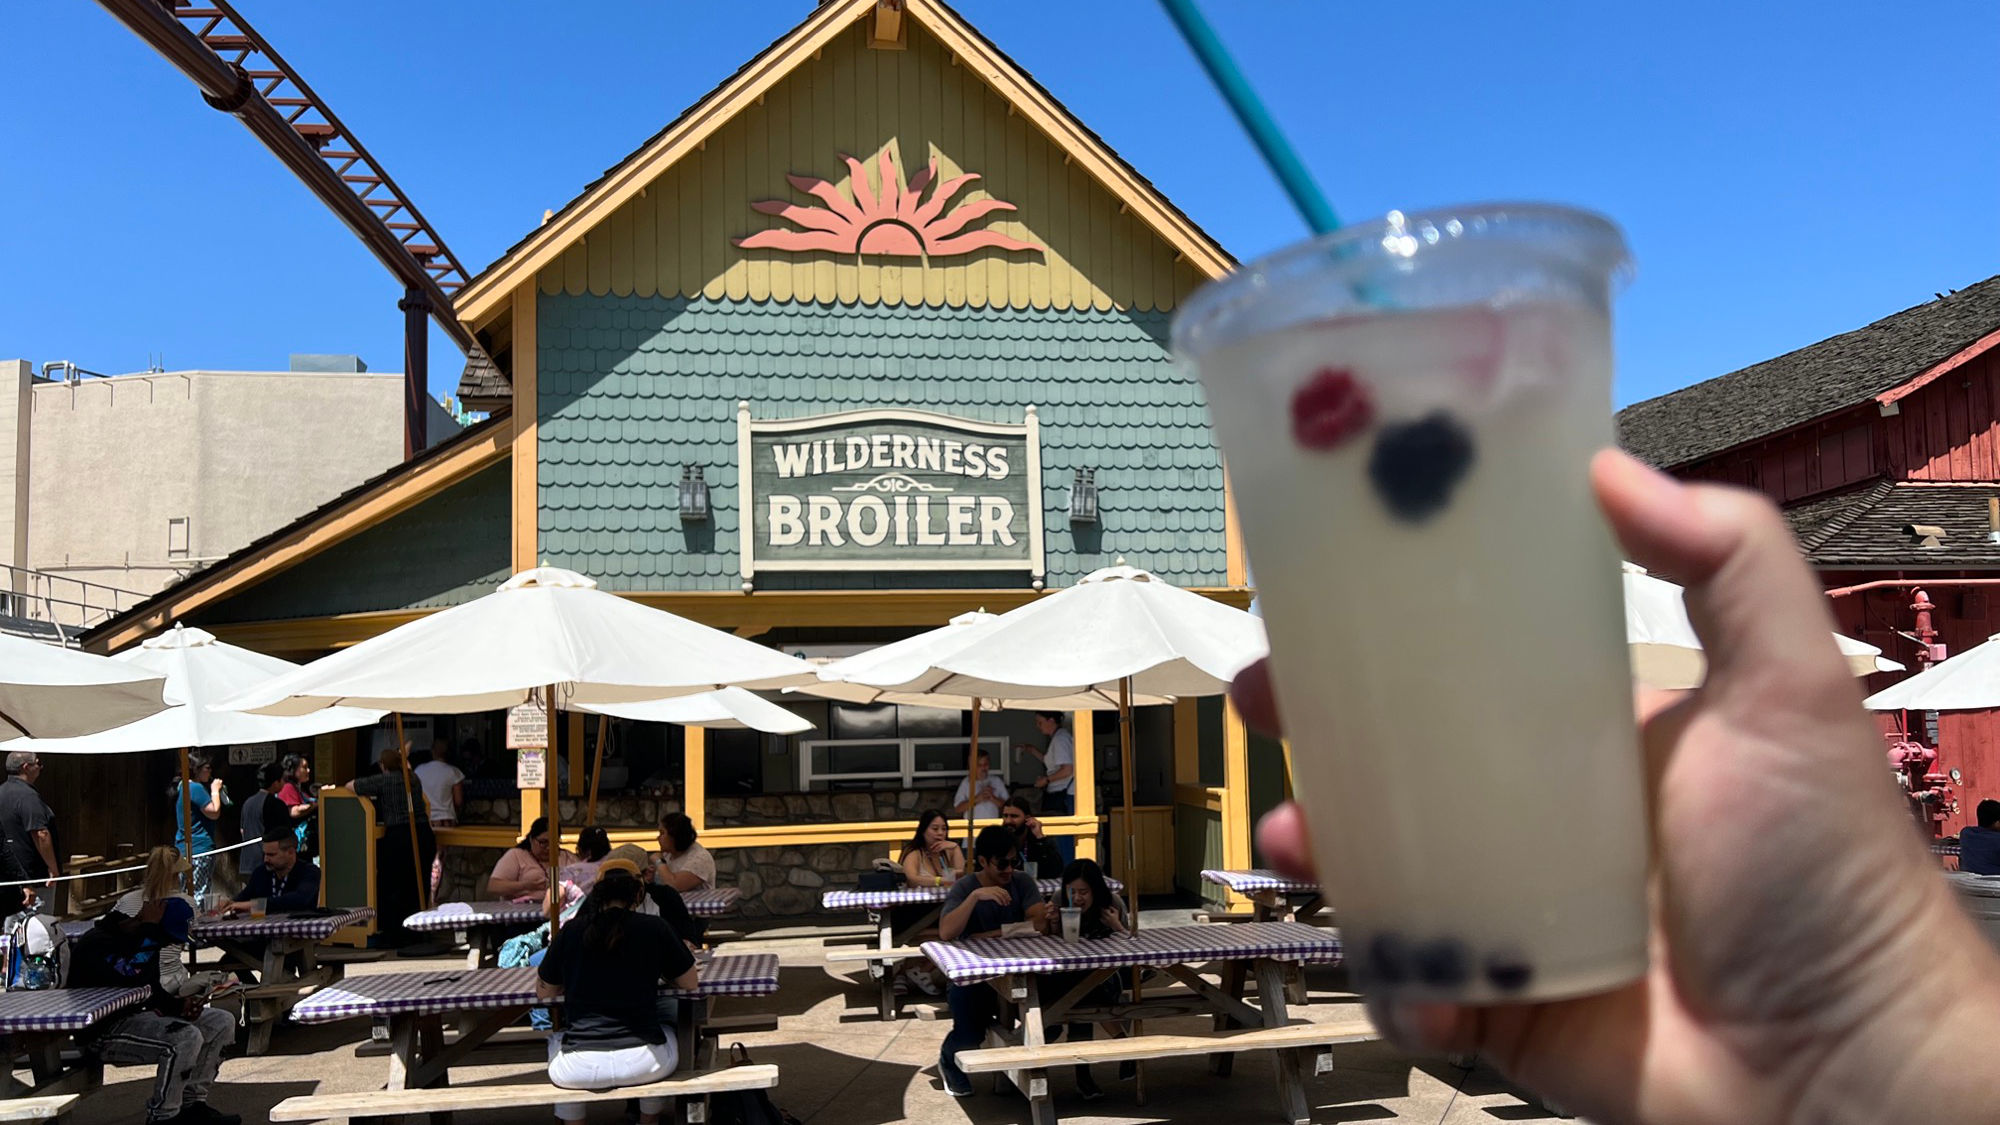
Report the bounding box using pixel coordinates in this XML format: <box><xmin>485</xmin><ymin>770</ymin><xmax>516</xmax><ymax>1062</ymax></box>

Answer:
<box><xmin>535</xmin><ymin>858</ymin><xmax>700</xmax><ymax>1123</ymax></box>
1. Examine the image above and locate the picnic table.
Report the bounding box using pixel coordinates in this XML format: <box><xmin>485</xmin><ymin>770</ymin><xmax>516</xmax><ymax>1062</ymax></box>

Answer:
<box><xmin>406</xmin><ymin>888</ymin><xmax>743</xmax><ymax>966</ymax></box>
<box><xmin>190</xmin><ymin>908</ymin><xmax>374</xmax><ymax>1054</ymax></box>
<box><xmin>0</xmin><ymin>985</ymin><xmax>150</xmax><ymax>1101</ymax></box>
<box><xmin>290</xmin><ymin>953</ymin><xmax>780</xmax><ymax>1091</ymax></box>
<box><xmin>924</xmin><ymin>922</ymin><xmax>1353</xmax><ymax>1125</ymax></box>
<box><xmin>822</xmin><ymin>877</ymin><xmax>1125</xmax><ymax>1020</ymax></box>
<box><xmin>1200</xmin><ymin>870</ymin><xmax>1328</xmax><ymax>924</ymax></box>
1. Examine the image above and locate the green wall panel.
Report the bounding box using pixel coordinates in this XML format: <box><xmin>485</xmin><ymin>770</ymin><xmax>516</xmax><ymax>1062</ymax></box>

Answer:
<box><xmin>537</xmin><ymin>294</ymin><xmax>1227</xmax><ymax>591</ymax></box>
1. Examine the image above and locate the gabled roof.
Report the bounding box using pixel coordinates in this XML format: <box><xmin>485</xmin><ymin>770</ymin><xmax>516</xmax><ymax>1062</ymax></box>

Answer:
<box><xmin>1784</xmin><ymin>479</ymin><xmax>2000</xmax><ymax>567</ymax></box>
<box><xmin>451</xmin><ymin>0</ymin><xmax>1236</xmax><ymax>400</ymax></box>
<box><xmin>81</xmin><ymin>411</ymin><xmax>513</xmax><ymax>654</ymax></box>
<box><xmin>1617</xmin><ymin>275</ymin><xmax>2000</xmax><ymax>469</ymax></box>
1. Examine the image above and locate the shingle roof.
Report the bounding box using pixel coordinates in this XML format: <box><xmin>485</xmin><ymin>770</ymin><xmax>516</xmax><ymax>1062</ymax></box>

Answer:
<box><xmin>1618</xmin><ymin>276</ymin><xmax>2000</xmax><ymax>468</ymax></box>
<box><xmin>455</xmin><ymin>343</ymin><xmax>508</xmax><ymax>404</ymax></box>
<box><xmin>1788</xmin><ymin>481</ymin><xmax>2000</xmax><ymax>567</ymax></box>
<box><xmin>536</xmin><ymin>294</ymin><xmax>1225</xmax><ymax>590</ymax></box>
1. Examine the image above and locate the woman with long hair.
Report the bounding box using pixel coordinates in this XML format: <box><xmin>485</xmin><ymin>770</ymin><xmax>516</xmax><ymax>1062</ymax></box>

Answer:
<box><xmin>1043</xmin><ymin>857</ymin><xmax>1131</xmax><ymax>1100</ymax></box>
<box><xmin>898</xmin><ymin>809</ymin><xmax>963</xmax><ymax>889</ymax></box>
<box><xmin>535</xmin><ymin>861</ymin><xmax>699</xmax><ymax>1124</ymax></box>
<box><xmin>112</xmin><ymin>845</ymin><xmax>192</xmax><ymax>917</ymax></box>
<box><xmin>653</xmin><ymin>813</ymin><xmax>714</xmax><ymax>892</ymax></box>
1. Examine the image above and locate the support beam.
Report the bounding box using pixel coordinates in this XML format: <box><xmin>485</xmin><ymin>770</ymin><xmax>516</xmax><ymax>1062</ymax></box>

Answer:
<box><xmin>684</xmin><ymin>725</ymin><xmax>707</xmax><ymax>832</ymax></box>
<box><xmin>1221</xmin><ymin>700</ymin><xmax>1252</xmax><ymax>873</ymax></box>
<box><xmin>566</xmin><ymin>712</ymin><xmax>586</xmax><ymax>798</ymax></box>
<box><xmin>1071</xmin><ymin>709</ymin><xmax>1097</xmax><ymax>862</ymax></box>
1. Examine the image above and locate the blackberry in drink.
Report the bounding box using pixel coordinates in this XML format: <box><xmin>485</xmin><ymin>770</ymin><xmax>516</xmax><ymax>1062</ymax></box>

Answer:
<box><xmin>1174</xmin><ymin>205</ymin><xmax>1648</xmax><ymax>1003</ymax></box>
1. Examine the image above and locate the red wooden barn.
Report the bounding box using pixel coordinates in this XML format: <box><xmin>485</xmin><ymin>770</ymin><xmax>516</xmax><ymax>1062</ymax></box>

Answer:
<box><xmin>1618</xmin><ymin>275</ymin><xmax>2000</xmax><ymax>833</ymax></box>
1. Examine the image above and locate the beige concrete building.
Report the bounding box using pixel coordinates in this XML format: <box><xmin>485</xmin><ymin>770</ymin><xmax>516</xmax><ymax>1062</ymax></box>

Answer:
<box><xmin>0</xmin><ymin>355</ymin><xmax>457</xmax><ymax>634</ymax></box>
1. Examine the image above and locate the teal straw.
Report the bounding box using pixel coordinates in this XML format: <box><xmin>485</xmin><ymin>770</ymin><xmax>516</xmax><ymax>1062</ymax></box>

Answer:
<box><xmin>1158</xmin><ymin>0</ymin><xmax>1341</xmax><ymax>235</ymax></box>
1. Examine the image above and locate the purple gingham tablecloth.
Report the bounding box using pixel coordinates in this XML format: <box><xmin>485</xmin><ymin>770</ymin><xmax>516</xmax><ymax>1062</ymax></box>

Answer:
<box><xmin>192</xmin><ymin>908</ymin><xmax>373</xmax><ymax>942</ymax></box>
<box><xmin>0</xmin><ymin>986</ymin><xmax>151</xmax><ymax>1032</ymax></box>
<box><xmin>683</xmin><ymin>887</ymin><xmax>740</xmax><ymax>917</ymax></box>
<box><xmin>822</xmin><ymin>877</ymin><xmax>1122</xmax><ymax>912</ymax></box>
<box><xmin>923</xmin><ymin>921</ymin><xmax>1342</xmax><ymax>984</ymax></box>
<box><xmin>403</xmin><ymin>901</ymin><xmax>543</xmax><ymax>933</ymax></box>
<box><xmin>290</xmin><ymin>953</ymin><xmax>781</xmax><ymax>1024</ymax></box>
<box><xmin>1200</xmin><ymin>869</ymin><xmax>1323</xmax><ymax>896</ymax></box>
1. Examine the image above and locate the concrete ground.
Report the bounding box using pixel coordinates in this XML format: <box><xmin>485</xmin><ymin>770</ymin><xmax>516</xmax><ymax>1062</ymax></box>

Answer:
<box><xmin>81</xmin><ymin>913</ymin><xmax>1573</xmax><ymax>1125</ymax></box>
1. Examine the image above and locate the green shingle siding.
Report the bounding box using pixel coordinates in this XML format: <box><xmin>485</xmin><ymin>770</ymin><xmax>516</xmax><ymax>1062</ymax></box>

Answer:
<box><xmin>193</xmin><ymin>462</ymin><xmax>512</xmax><ymax>624</ymax></box>
<box><xmin>537</xmin><ymin>294</ymin><xmax>1226</xmax><ymax>591</ymax></box>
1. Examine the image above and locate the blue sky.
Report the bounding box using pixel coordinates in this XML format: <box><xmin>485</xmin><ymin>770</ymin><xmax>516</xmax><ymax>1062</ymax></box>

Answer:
<box><xmin>3</xmin><ymin>1</ymin><xmax>1994</xmax><ymax>407</ymax></box>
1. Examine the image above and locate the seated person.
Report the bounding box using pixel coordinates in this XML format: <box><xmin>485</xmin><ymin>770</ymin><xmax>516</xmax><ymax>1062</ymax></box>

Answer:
<box><xmin>222</xmin><ymin>831</ymin><xmax>321</xmax><ymax>915</ymax></box>
<box><xmin>74</xmin><ymin>897</ymin><xmax>241</xmax><ymax>1125</ymax></box>
<box><xmin>113</xmin><ymin>846</ymin><xmax>194</xmax><ymax>919</ymax></box>
<box><xmin>900</xmin><ymin>809</ymin><xmax>964</xmax><ymax>890</ymax></box>
<box><xmin>1042</xmin><ymin>858</ymin><xmax>1132</xmax><ymax>1101</ymax></box>
<box><xmin>1959</xmin><ymin>799</ymin><xmax>2000</xmax><ymax>875</ymax></box>
<box><xmin>537</xmin><ymin>865</ymin><xmax>699</xmax><ymax>1125</ymax></box>
<box><xmin>562</xmin><ymin>826</ymin><xmax>614</xmax><ymax>891</ymax></box>
<box><xmin>937</xmin><ymin>825</ymin><xmax>1050</xmax><ymax>1097</ymax></box>
<box><xmin>1001</xmin><ymin>796</ymin><xmax>1064</xmax><ymax>880</ymax></box>
<box><xmin>654</xmin><ymin>812</ymin><xmax>715</xmax><ymax>892</ymax></box>
<box><xmin>490</xmin><ymin>817</ymin><xmax>576</xmax><ymax>902</ymax></box>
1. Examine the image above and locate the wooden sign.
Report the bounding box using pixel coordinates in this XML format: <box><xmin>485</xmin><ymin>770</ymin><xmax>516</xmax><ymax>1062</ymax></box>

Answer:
<box><xmin>506</xmin><ymin>703</ymin><xmax>549</xmax><ymax>750</ymax></box>
<box><xmin>739</xmin><ymin>406</ymin><xmax>1044</xmax><ymax>583</ymax></box>
<box><xmin>228</xmin><ymin>743</ymin><xmax>277</xmax><ymax>767</ymax></box>
<box><xmin>735</xmin><ymin>151</ymin><xmax>1041</xmax><ymax>259</ymax></box>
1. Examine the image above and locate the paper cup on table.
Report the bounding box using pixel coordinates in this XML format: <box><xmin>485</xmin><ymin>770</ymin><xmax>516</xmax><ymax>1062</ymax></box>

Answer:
<box><xmin>1060</xmin><ymin>907</ymin><xmax>1082</xmax><ymax>944</ymax></box>
<box><xmin>1172</xmin><ymin>204</ymin><xmax>1648</xmax><ymax>1004</ymax></box>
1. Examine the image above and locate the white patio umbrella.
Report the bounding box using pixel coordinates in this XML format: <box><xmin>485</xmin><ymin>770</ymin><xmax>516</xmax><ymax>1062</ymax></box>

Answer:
<box><xmin>918</xmin><ymin>565</ymin><xmax>1268</xmax><ymax>909</ymax></box>
<box><xmin>801</xmin><ymin>610</ymin><xmax>1173</xmax><ymax>848</ymax></box>
<box><xmin>0</xmin><ymin>633</ymin><xmax>170</xmax><ymax>740</ymax></box>
<box><xmin>578</xmin><ymin>688</ymin><xmax>813</xmax><ymax>734</ymax></box>
<box><xmin>1864</xmin><ymin>634</ymin><xmax>2000</xmax><ymax>712</ymax></box>
<box><xmin>213</xmin><ymin>567</ymin><xmax>818</xmax><ymax>922</ymax></box>
<box><xmin>6</xmin><ymin>624</ymin><xmax>385</xmax><ymax>874</ymax></box>
<box><xmin>6</xmin><ymin>624</ymin><xmax>384</xmax><ymax>753</ymax></box>
<box><xmin>1624</xmin><ymin>562</ymin><xmax>1902</xmax><ymax>690</ymax></box>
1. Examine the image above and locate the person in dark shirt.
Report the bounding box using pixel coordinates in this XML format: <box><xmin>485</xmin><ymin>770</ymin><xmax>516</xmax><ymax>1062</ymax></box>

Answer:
<box><xmin>236</xmin><ymin>763</ymin><xmax>285</xmax><ymax>881</ymax></box>
<box><xmin>222</xmin><ymin>833</ymin><xmax>321</xmax><ymax>915</ymax></box>
<box><xmin>1001</xmin><ymin>796</ymin><xmax>1064</xmax><ymax>879</ymax></box>
<box><xmin>536</xmin><ymin>862</ymin><xmax>698</xmax><ymax>1124</ymax></box>
<box><xmin>1959</xmin><ymin>799</ymin><xmax>2000</xmax><ymax>875</ymax></box>
<box><xmin>75</xmin><ymin>897</ymin><xmax>241</xmax><ymax>1125</ymax></box>
<box><xmin>936</xmin><ymin>825</ymin><xmax>1049</xmax><ymax>1097</ymax></box>
<box><xmin>0</xmin><ymin>752</ymin><xmax>58</xmax><ymax>889</ymax></box>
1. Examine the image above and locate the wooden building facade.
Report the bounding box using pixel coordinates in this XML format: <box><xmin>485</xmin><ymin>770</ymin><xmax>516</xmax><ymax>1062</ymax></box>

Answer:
<box><xmin>80</xmin><ymin>0</ymin><xmax>1281</xmax><ymax>914</ymax></box>
<box><xmin>1619</xmin><ymin>275</ymin><xmax>2000</xmax><ymax>833</ymax></box>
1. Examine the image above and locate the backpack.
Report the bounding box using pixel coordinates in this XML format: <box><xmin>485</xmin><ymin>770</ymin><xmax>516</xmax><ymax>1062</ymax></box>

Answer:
<box><xmin>4</xmin><ymin>911</ymin><xmax>69</xmax><ymax>990</ymax></box>
<box><xmin>707</xmin><ymin>1043</ymin><xmax>801</xmax><ymax>1125</ymax></box>
<box><xmin>856</xmin><ymin>859</ymin><xmax>907</xmax><ymax>894</ymax></box>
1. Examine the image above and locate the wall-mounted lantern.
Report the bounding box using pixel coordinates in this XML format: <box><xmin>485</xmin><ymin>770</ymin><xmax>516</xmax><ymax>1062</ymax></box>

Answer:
<box><xmin>678</xmin><ymin>466</ymin><xmax>710</xmax><ymax>522</ymax></box>
<box><xmin>1068</xmin><ymin>468</ymin><xmax>1099</xmax><ymax>525</ymax></box>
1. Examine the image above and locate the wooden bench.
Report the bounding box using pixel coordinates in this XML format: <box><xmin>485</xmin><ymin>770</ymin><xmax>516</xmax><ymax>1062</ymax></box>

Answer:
<box><xmin>958</xmin><ymin>1018</ymin><xmax>1378</xmax><ymax>1111</ymax></box>
<box><xmin>269</xmin><ymin>1064</ymin><xmax>778</xmax><ymax>1124</ymax></box>
<box><xmin>0</xmin><ymin>1093</ymin><xmax>80</xmax><ymax>1121</ymax></box>
<box><xmin>824</xmin><ymin>946</ymin><xmax>927</xmax><ymax>1020</ymax></box>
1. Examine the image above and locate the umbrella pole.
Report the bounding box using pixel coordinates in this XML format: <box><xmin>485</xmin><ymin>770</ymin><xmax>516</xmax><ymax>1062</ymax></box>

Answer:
<box><xmin>1118</xmin><ymin>677</ymin><xmax>1145</xmax><ymax>1071</ymax></box>
<box><xmin>546</xmin><ymin>686</ymin><xmax>563</xmax><ymax>933</ymax></box>
<box><xmin>178</xmin><ymin>747</ymin><xmax>193</xmax><ymax>896</ymax></box>
<box><xmin>967</xmin><ymin>700</ymin><xmax>982</xmax><ymax>852</ymax></box>
<box><xmin>586</xmin><ymin>716</ymin><xmax>608</xmax><ymax>826</ymax></box>
<box><xmin>393</xmin><ymin>713</ymin><xmax>429</xmax><ymax>911</ymax></box>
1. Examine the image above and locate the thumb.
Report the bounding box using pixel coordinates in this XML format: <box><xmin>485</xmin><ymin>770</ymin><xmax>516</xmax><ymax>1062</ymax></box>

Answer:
<box><xmin>1591</xmin><ymin>450</ymin><xmax>1854</xmax><ymax>709</ymax></box>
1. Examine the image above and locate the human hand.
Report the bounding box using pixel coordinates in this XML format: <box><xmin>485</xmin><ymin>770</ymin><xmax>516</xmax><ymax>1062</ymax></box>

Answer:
<box><xmin>1236</xmin><ymin>450</ymin><xmax>2000</xmax><ymax>1125</ymax></box>
<box><xmin>1033</xmin><ymin>775</ymin><xmax>1048</xmax><ymax>788</ymax></box>
<box><xmin>977</xmin><ymin>886</ymin><xmax>1013</xmax><ymax>906</ymax></box>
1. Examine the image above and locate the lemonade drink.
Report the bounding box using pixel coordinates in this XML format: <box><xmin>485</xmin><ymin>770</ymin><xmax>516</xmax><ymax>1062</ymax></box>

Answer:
<box><xmin>1173</xmin><ymin>206</ymin><xmax>1648</xmax><ymax>1003</ymax></box>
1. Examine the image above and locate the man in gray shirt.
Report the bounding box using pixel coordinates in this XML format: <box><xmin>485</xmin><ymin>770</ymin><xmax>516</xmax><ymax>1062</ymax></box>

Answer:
<box><xmin>937</xmin><ymin>825</ymin><xmax>1048</xmax><ymax>1096</ymax></box>
<box><xmin>0</xmin><ymin>752</ymin><xmax>57</xmax><ymax>893</ymax></box>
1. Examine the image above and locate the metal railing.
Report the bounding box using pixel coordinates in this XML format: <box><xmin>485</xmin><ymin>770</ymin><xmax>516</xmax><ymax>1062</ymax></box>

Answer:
<box><xmin>0</xmin><ymin>565</ymin><xmax>147</xmax><ymax>645</ymax></box>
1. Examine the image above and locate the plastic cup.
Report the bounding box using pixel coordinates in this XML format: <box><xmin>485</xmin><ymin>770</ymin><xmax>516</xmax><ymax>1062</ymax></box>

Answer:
<box><xmin>1060</xmin><ymin>907</ymin><xmax>1082</xmax><ymax>944</ymax></box>
<box><xmin>1173</xmin><ymin>204</ymin><xmax>1647</xmax><ymax>1004</ymax></box>
<box><xmin>248</xmin><ymin>897</ymin><xmax>268</xmax><ymax>920</ymax></box>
